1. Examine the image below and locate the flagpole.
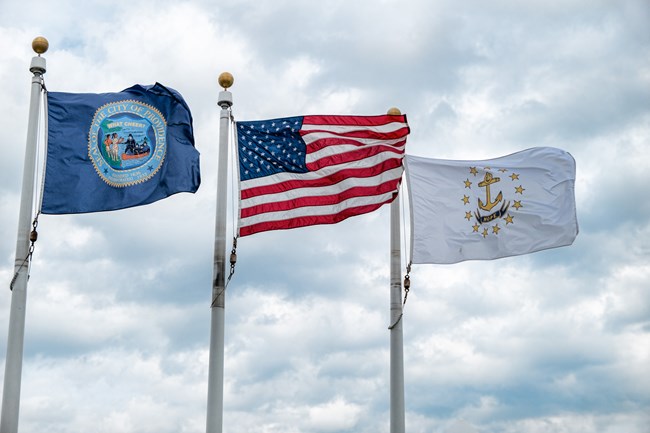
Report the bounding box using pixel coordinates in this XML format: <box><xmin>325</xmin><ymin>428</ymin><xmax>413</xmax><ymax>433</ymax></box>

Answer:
<box><xmin>206</xmin><ymin>72</ymin><xmax>233</xmax><ymax>433</ymax></box>
<box><xmin>0</xmin><ymin>37</ymin><xmax>48</xmax><ymax>433</ymax></box>
<box><xmin>388</xmin><ymin>107</ymin><xmax>405</xmax><ymax>433</ymax></box>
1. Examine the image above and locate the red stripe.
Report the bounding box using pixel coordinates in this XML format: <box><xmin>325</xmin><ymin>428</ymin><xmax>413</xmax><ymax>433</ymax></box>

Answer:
<box><xmin>303</xmin><ymin>114</ymin><xmax>407</xmax><ymax>127</ymax></box>
<box><xmin>300</xmin><ymin>126</ymin><xmax>410</xmax><ymax>141</ymax></box>
<box><xmin>239</xmin><ymin>195</ymin><xmax>398</xmax><ymax>237</ymax></box>
<box><xmin>240</xmin><ymin>158</ymin><xmax>403</xmax><ymax>199</ymax></box>
<box><xmin>241</xmin><ymin>179</ymin><xmax>401</xmax><ymax>218</ymax></box>
<box><xmin>307</xmin><ymin>144</ymin><xmax>403</xmax><ymax>172</ymax></box>
<box><xmin>305</xmin><ymin>136</ymin><xmax>407</xmax><ymax>154</ymax></box>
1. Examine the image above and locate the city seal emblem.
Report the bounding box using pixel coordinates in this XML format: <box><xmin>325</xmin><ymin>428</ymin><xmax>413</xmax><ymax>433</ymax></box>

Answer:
<box><xmin>88</xmin><ymin>100</ymin><xmax>167</xmax><ymax>187</ymax></box>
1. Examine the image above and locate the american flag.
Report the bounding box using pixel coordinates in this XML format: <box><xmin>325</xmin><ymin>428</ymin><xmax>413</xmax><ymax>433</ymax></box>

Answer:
<box><xmin>236</xmin><ymin>114</ymin><xmax>410</xmax><ymax>237</ymax></box>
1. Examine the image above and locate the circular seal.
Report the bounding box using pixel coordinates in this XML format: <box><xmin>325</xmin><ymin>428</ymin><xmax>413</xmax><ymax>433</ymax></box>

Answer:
<box><xmin>88</xmin><ymin>100</ymin><xmax>167</xmax><ymax>187</ymax></box>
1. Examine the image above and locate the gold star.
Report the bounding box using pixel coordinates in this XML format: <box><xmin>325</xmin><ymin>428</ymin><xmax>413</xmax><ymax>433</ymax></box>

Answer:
<box><xmin>465</xmin><ymin>211</ymin><xmax>472</xmax><ymax>221</ymax></box>
<box><xmin>510</xmin><ymin>173</ymin><xmax>519</xmax><ymax>181</ymax></box>
<box><xmin>513</xmin><ymin>200</ymin><xmax>523</xmax><ymax>210</ymax></box>
<box><xmin>472</xmin><ymin>223</ymin><xmax>480</xmax><ymax>232</ymax></box>
<box><xmin>492</xmin><ymin>224</ymin><xmax>500</xmax><ymax>234</ymax></box>
<box><xmin>515</xmin><ymin>185</ymin><xmax>525</xmax><ymax>194</ymax></box>
<box><xmin>499</xmin><ymin>168</ymin><xmax>508</xmax><ymax>172</ymax></box>
<box><xmin>469</xmin><ymin>167</ymin><xmax>478</xmax><ymax>176</ymax></box>
<box><xmin>505</xmin><ymin>214</ymin><xmax>514</xmax><ymax>224</ymax></box>
<box><xmin>464</xmin><ymin>178</ymin><xmax>472</xmax><ymax>188</ymax></box>
<box><xmin>462</xmin><ymin>195</ymin><xmax>470</xmax><ymax>205</ymax></box>
<box><xmin>482</xmin><ymin>228</ymin><xmax>489</xmax><ymax>238</ymax></box>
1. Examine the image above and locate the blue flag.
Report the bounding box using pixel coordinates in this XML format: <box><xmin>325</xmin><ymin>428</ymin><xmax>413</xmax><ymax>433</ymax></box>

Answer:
<box><xmin>41</xmin><ymin>83</ymin><xmax>200</xmax><ymax>214</ymax></box>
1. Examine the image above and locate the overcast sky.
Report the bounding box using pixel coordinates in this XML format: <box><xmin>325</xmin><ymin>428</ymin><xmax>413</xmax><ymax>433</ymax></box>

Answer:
<box><xmin>1</xmin><ymin>0</ymin><xmax>649</xmax><ymax>432</ymax></box>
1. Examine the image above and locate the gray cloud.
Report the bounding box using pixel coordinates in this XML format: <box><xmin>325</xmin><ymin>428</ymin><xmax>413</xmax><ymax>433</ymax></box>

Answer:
<box><xmin>0</xmin><ymin>0</ymin><xmax>648</xmax><ymax>432</ymax></box>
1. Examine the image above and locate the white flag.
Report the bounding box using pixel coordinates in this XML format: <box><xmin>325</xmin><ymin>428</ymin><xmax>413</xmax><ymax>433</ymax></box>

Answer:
<box><xmin>405</xmin><ymin>147</ymin><xmax>578</xmax><ymax>264</ymax></box>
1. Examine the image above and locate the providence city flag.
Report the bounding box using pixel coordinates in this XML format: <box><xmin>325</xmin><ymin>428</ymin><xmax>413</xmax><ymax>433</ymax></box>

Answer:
<box><xmin>236</xmin><ymin>114</ymin><xmax>410</xmax><ymax>236</ymax></box>
<box><xmin>41</xmin><ymin>83</ymin><xmax>200</xmax><ymax>214</ymax></box>
<box><xmin>405</xmin><ymin>147</ymin><xmax>578</xmax><ymax>264</ymax></box>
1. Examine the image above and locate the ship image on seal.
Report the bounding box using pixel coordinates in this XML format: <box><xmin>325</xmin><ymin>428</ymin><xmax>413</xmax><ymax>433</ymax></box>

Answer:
<box><xmin>121</xmin><ymin>134</ymin><xmax>151</xmax><ymax>160</ymax></box>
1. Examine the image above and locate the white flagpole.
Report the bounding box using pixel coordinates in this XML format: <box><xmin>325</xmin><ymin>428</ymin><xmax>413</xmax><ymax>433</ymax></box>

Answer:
<box><xmin>388</xmin><ymin>107</ymin><xmax>405</xmax><ymax>433</ymax></box>
<box><xmin>206</xmin><ymin>72</ymin><xmax>234</xmax><ymax>433</ymax></box>
<box><xmin>0</xmin><ymin>37</ymin><xmax>48</xmax><ymax>433</ymax></box>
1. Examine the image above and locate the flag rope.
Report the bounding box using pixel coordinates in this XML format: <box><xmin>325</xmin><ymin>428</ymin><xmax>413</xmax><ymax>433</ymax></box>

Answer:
<box><xmin>210</xmin><ymin>113</ymin><xmax>238</xmax><ymax>307</ymax></box>
<box><xmin>229</xmin><ymin>114</ymin><xmax>238</xmax><ymax>240</ymax></box>
<box><xmin>388</xmin><ymin>183</ymin><xmax>410</xmax><ymax>330</ymax></box>
<box><xmin>10</xmin><ymin>81</ymin><xmax>47</xmax><ymax>292</ymax></box>
<box><xmin>37</xmin><ymin>86</ymin><xmax>48</xmax><ymax>214</ymax></box>
<box><xmin>9</xmin><ymin>216</ymin><xmax>39</xmax><ymax>291</ymax></box>
<box><xmin>226</xmin><ymin>113</ymin><xmax>238</xmax><ymax>289</ymax></box>
<box><xmin>400</xmin><ymin>180</ymin><xmax>411</xmax><ymax>307</ymax></box>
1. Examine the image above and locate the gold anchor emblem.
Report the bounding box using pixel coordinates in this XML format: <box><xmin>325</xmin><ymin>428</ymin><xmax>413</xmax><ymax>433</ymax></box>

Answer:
<box><xmin>478</xmin><ymin>172</ymin><xmax>503</xmax><ymax>211</ymax></box>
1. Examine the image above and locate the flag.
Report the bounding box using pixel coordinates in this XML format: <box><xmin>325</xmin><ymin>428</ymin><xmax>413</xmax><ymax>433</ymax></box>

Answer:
<box><xmin>41</xmin><ymin>83</ymin><xmax>200</xmax><ymax>214</ymax></box>
<box><xmin>405</xmin><ymin>147</ymin><xmax>578</xmax><ymax>264</ymax></box>
<box><xmin>236</xmin><ymin>114</ymin><xmax>410</xmax><ymax>236</ymax></box>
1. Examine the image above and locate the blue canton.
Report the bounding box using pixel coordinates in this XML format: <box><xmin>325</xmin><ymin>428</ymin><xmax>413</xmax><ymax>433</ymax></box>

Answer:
<box><xmin>237</xmin><ymin>116</ymin><xmax>309</xmax><ymax>181</ymax></box>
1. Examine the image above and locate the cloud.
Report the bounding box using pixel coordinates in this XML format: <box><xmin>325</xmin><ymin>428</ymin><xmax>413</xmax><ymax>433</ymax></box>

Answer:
<box><xmin>0</xmin><ymin>0</ymin><xmax>649</xmax><ymax>432</ymax></box>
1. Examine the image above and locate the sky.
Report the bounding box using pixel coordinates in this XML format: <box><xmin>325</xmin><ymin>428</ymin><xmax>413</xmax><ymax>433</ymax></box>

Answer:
<box><xmin>0</xmin><ymin>0</ymin><xmax>649</xmax><ymax>432</ymax></box>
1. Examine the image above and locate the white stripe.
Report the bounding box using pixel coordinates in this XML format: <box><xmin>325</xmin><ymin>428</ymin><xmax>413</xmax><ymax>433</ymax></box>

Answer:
<box><xmin>300</xmin><ymin>121</ymin><xmax>408</xmax><ymax>134</ymax></box>
<box><xmin>241</xmin><ymin>166</ymin><xmax>403</xmax><ymax>209</ymax></box>
<box><xmin>302</xmin><ymin>131</ymin><xmax>407</xmax><ymax>147</ymax></box>
<box><xmin>240</xmin><ymin>190</ymin><xmax>396</xmax><ymax>228</ymax></box>
<box><xmin>241</xmin><ymin>150</ymin><xmax>403</xmax><ymax>190</ymax></box>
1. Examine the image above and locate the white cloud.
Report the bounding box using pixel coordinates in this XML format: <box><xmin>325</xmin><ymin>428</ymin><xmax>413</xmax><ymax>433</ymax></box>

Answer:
<box><xmin>0</xmin><ymin>0</ymin><xmax>648</xmax><ymax>432</ymax></box>
<box><xmin>306</xmin><ymin>397</ymin><xmax>363</xmax><ymax>431</ymax></box>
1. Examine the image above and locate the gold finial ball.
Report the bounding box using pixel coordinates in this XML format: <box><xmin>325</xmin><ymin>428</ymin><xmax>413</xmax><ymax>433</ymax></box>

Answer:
<box><xmin>32</xmin><ymin>37</ymin><xmax>49</xmax><ymax>55</ymax></box>
<box><xmin>387</xmin><ymin>107</ymin><xmax>402</xmax><ymax>116</ymax></box>
<box><xmin>218</xmin><ymin>72</ymin><xmax>234</xmax><ymax>90</ymax></box>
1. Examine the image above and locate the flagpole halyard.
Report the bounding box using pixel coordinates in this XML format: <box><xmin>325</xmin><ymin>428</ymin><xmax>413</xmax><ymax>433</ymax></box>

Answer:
<box><xmin>206</xmin><ymin>72</ymin><xmax>234</xmax><ymax>433</ymax></box>
<box><xmin>1</xmin><ymin>37</ymin><xmax>48</xmax><ymax>433</ymax></box>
